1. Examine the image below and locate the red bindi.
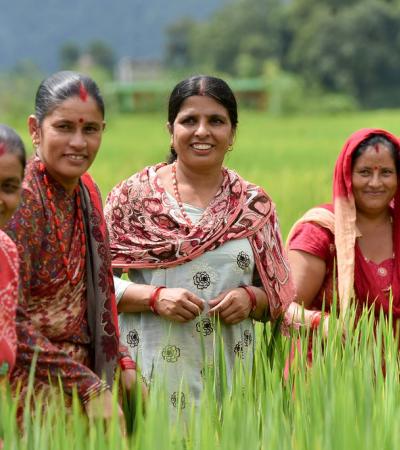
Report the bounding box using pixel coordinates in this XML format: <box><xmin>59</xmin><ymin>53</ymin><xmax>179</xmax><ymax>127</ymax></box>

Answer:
<box><xmin>79</xmin><ymin>82</ymin><xmax>88</xmax><ymax>102</ymax></box>
<box><xmin>374</xmin><ymin>144</ymin><xmax>380</xmax><ymax>154</ymax></box>
<box><xmin>0</xmin><ymin>143</ymin><xmax>5</xmax><ymax>156</ymax></box>
<box><xmin>79</xmin><ymin>118</ymin><xmax>84</xmax><ymax>123</ymax></box>
<box><xmin>374</xmin><ymin>165</ymin><xmax>379</xmax><ymax>170</ymax></box>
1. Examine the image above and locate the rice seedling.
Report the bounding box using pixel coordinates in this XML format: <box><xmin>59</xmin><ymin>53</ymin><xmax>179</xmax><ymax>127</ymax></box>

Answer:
<box><xmin>2</xmin><ymin>305</ymin><xmax>400</xmax><ymax>450</ymax></box>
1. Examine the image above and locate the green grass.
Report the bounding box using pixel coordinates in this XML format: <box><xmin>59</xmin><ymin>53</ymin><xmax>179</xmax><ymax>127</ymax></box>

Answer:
<box><xmin>2</xmin><ymin>109</ymin><xmax>400</xmax><ymax>448</ymax></box>
<box><xmin>9</xmin><ymin>108</ymin><xmax>400</xmax><ymax>237</ymax></box>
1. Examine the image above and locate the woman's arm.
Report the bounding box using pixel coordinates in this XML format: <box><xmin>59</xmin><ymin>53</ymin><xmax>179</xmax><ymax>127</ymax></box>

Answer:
<box><xmin>286</xmin><ymin>249</ymin><xmax>329</xmax><ymax>332</ymax></box>
<box><xmin>288</xmin><ymin>249</ymin><xmax>327</xmax><ymax>308</ymax></box>
<box><xmin>115</xmin><ymin>277</ymin><xmax>155</xmax><ymax>313</ymax></box>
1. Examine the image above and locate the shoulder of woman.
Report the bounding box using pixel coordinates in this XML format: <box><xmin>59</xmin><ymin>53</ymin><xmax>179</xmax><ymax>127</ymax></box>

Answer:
<box><xmin>288</xmin><ymin>220</ymin><xmax>334</xmax><ymax>262</ymax></box>
<box><xmin>106</xmin><ymin>164</ymin><xmax>160</xmax><ymax>203</ymax></box>
<box><xmin>228</xmin><ymin>169</ymin><xmax>272</xmax><ymax>201</ymax></box>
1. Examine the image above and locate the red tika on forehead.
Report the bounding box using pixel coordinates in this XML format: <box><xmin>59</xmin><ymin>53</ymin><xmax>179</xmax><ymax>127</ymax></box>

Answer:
<box><xmin>0</xmin><ymin>143</ymin><xmax>6</xmax><ymax>156</ymax></box>
<box><xmin>79</xmin><ymin>82</ymin><xmax>88</xmax><ymax>102</ymax></box>
<box><xmin>374</xmin><ymin>143</ymin><xmax>380</xmax><ymax>153</ymax></box>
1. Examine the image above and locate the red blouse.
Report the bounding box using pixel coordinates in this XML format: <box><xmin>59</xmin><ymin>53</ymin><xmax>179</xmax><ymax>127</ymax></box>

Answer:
<box><xmin>288</xmin><ymin>221</ymin><xmax>394</xmax><ymax>311</ymax></box>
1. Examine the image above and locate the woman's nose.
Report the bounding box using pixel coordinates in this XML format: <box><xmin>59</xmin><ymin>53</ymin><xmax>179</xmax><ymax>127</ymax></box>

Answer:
<box><xmin>369</xmin><ymin>172</ymin><xmax>382</xmax><ymax>187</ymax></box>
<box><xmin>70</xmin><ymin>131</ymin><xmax>87</xmax><ymax>149</ymax></box>
<box><xmin>194</xmin><ymin>121</ymin><xmax>210</xmax><ymax>137</ymax></box>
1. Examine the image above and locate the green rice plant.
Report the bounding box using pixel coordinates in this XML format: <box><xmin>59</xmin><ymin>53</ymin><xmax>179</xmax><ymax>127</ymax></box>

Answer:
<box><xmin>3</xmin><ymin>302</ymin><xmax>400</xmax><ymax>449</ymax></box>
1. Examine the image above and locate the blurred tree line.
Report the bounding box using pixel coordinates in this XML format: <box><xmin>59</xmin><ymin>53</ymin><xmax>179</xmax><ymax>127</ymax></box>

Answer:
<box><xmin>165</xmin><ymin>0</ymin><xmax>400</xmax><ymax>110</ymax></box>
<box><xmin>0</xmin><ymin>40</ymin><xmax>116</xmax><ymax>122</ymax></box>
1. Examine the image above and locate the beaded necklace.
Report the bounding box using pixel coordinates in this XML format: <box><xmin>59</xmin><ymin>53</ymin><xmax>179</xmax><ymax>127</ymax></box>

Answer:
<box><xmin>40</xmin><ymin>162</ymin><xmax>86</xmax><ymax>285</ymax></box>
<box><xmin>171</xmin><ymin>161</ymin><xmax>194</xmax><ymax>227</ymax></box>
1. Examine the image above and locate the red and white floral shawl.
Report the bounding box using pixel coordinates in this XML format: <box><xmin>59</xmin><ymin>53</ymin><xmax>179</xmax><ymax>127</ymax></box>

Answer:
<box><xmin>105</xmin><ymin>164</ymin><xmax>294</xmax><ymax>320</ymax></box>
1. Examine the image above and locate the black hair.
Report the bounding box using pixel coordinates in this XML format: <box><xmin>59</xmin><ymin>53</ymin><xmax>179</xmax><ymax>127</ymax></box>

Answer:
<box><xmin>352</xmin><ymin>134</ymin><xmax>400</xmax><ymax>172</ymax></box>
<box><xmin>167</xmin><ymin>75</ymin><xmax>238</xmax><ymax>163</ymax></box>
<box><xmin>34</xmin><ymin>71</ymin><xmax>105</xmax><ymax>124</ymax></box>
<box><xmin>0</xmin><ymin>124</ymin><xmax>26</xmax><ymax>172</ymax></box>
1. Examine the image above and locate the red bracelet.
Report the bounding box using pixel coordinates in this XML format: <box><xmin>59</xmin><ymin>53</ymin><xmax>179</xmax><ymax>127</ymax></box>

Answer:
<box><xmin>310</xmin><ymin>311</ymin><xmax>321</xmax><ymax>330</ymax></box>
<box><xmin>149</xmin><ymin>286</ymin><xmax>165</xmax><ymax>315</ymax></box>
<box><xmin>239</xmin><ymin>285</ymin><xmax>257</xmax><ymax>311</ymax></box>
<box><xmin>120</xmin><ymin>357</ymin><xmax>137</xmax><ymax>371</ymax></box>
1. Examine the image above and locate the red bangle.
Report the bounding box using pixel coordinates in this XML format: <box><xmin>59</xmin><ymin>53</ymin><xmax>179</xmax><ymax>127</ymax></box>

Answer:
<box><xmin>149</xmin><ymin>286</ymin><xmax>165</xmax><ymax>315</ymax></box>
<box><xmin>120</xmin><ymin>357</ymin><xmax>136</xmax><ymax>371</ymax></box>
<box><xmin>310</xmin><ymin>311</ymin><xmax>321</xmax><ymax>330</ymax></box>
<box><xmin>239</xmin><ymin>285</ymin><xmax>257</xmax><ymax>311</ymax></box>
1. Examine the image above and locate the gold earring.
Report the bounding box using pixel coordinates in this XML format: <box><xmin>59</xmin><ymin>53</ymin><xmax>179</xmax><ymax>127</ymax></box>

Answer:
<box><xmin>32</xmin><ymin>135</ymin><xmax>39</xmax><ymax>148</ymax></box>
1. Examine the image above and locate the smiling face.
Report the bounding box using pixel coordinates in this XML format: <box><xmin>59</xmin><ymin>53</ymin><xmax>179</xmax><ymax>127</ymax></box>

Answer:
<box><xmin>29</xmin><ymin>95</ymin><xmax>104</xmax><ymax>193</ymax></box>
<box><xmin>0</xmin><ymin>152</ymin><xmax>23</xmax><ymax>228</ymax></box>
<box><xmin>168</xmin><ymin>95</ymin><xmax>235</xmax><ymax>171</ymax></box>
<box><xmin>352</xmin><ymin>144</ymin><xmax>398</xmax><ymax>217</ymax></box>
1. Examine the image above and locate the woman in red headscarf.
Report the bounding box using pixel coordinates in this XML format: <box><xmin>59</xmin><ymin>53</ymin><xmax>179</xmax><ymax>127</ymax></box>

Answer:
<box><xmin>286</xmin><ymin>128</ymin><xmax>400</xmax><ymax>333</ymax></box>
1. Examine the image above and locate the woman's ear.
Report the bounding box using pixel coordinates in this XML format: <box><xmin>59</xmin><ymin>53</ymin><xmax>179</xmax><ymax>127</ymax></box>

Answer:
<box><xmin>166</xmin><ymin>122</ymin><xmax>173</xmax><ymax>135</ymax></box>
<box><xmin>167</xmin><ymin>122</ymin><xmax>174</xmax><ymax>147</ymax></box>
<box><xmin>28</xmin><ymin>115</ymin><xmax>40</xmax><ymax>147</ymax></box>
<box><xmin>229</xmin><ymin>128</ymin><xmax>236</xmax><ymax>147</ymax></box>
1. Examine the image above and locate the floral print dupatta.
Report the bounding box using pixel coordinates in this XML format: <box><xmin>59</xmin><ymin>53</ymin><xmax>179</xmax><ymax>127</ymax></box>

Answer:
<box><xmin>105</xmin><ymin>164</ymin><xmax>294</xmax><ymax>320</ymax></box>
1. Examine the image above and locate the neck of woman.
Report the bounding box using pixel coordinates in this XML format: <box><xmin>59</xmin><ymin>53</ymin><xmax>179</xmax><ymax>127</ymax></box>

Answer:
<box><xmin>174</xmin><ymin>161</ymin><xmax>224</xmax><ymax>209</ymax></box>
<box><xmin>356</xmin><ymin>208</ymin><xmax>392</xmax><ymax>231</ymax></box>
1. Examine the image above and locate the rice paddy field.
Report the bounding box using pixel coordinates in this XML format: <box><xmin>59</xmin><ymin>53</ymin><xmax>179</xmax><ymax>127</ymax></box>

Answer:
<box><xmin>2</xmin><ymin>109</ymin><xmax>400</xmax><ymax>449</ymax></box>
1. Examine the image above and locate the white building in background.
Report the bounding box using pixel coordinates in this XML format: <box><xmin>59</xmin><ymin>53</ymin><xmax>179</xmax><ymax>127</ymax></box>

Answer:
<box><xmin>116</xmin><ymin>57</ymin><xmax>164</xmax><ymax>82</ymax></box>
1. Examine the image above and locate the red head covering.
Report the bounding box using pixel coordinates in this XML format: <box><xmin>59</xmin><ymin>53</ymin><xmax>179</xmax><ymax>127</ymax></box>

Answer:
<box><xmin>333</xmin><ymin>128</ymin><xmax>400</xmax><ymax>317</ymax></box>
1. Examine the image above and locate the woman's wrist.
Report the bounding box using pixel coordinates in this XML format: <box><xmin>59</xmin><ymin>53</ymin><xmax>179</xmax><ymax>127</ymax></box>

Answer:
<box><xmin>120</xmin><ymin>356</ymin><xmax>136</xmax><ymax>371</ymax></box>
<box><xmin>81</xmin><ymin>379</ymin><xmax>109</xmax><ymax>405</ymax></box>
<box><xmin>149</xmin><ymin>286</ymin><xmax>166</xmax><ymax>315</ymax></box>
<box><xmin>239</xmin><ymin>285</ymin><xmax>257</xmax><ymax>313</ymax></box>
<box><xmin>308</xmin><ymin>310</ymin><xmax>329</xmax><ymax>330</ymax></box>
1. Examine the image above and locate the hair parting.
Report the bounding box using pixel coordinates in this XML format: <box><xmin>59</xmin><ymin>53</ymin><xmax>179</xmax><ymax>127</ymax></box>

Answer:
<box><xmin>79</xmin><ymin>82</ymin><xmax>88</xmax><ymax>102</ymax></box>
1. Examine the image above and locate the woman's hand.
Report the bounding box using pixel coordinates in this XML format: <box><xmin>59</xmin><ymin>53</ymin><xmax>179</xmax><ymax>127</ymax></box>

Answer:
<box><xmin>121</xmin><ymin>368</ymin><xmax>148</xmax><ymax>404</ymax></box>
<box><xmin>208</xmin><ymin>288</ymin><xmax>253</xmax><ymax>324</ymax></box>
<box><xmin>84</xmin><ymin>389</ymin><xmax>126</xmax><ymax>435</ymax></box>
<box><xmin>155</xmin><ymin>288</ymin><xmax>204</xmax><ymax>322</ymax></box>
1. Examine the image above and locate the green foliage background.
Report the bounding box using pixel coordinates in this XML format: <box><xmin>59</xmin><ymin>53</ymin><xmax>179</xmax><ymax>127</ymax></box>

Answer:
<box><xmin>26</xmin><ymin>108</ymin><xmax>400</xmax><ymax>237</ymax></box>
<box><xmin>165</xmin><ymin>0</ymin><xmax>400</xmax><ymax>109</ymax></box>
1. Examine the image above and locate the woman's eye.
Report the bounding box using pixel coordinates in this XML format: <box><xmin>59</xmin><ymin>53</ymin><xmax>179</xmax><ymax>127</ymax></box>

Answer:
<box><xmin>56</xmin><ymin>123</ymin><xmax>71</xmax><ymax>131</ymax></box>
<box><xmin>2</xmin><ymin>182</ymin><xmax>20</xmax><ymax>193</ymax></box>
<box><xmin>182</xmin><ymin>117</ymin><xmax>196</xmax><ymax>125</ymax></box>
<box><xmin>84</xmin><ymin>125</ymin><xmax>99</xmax><ymax>134</ymax></box>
